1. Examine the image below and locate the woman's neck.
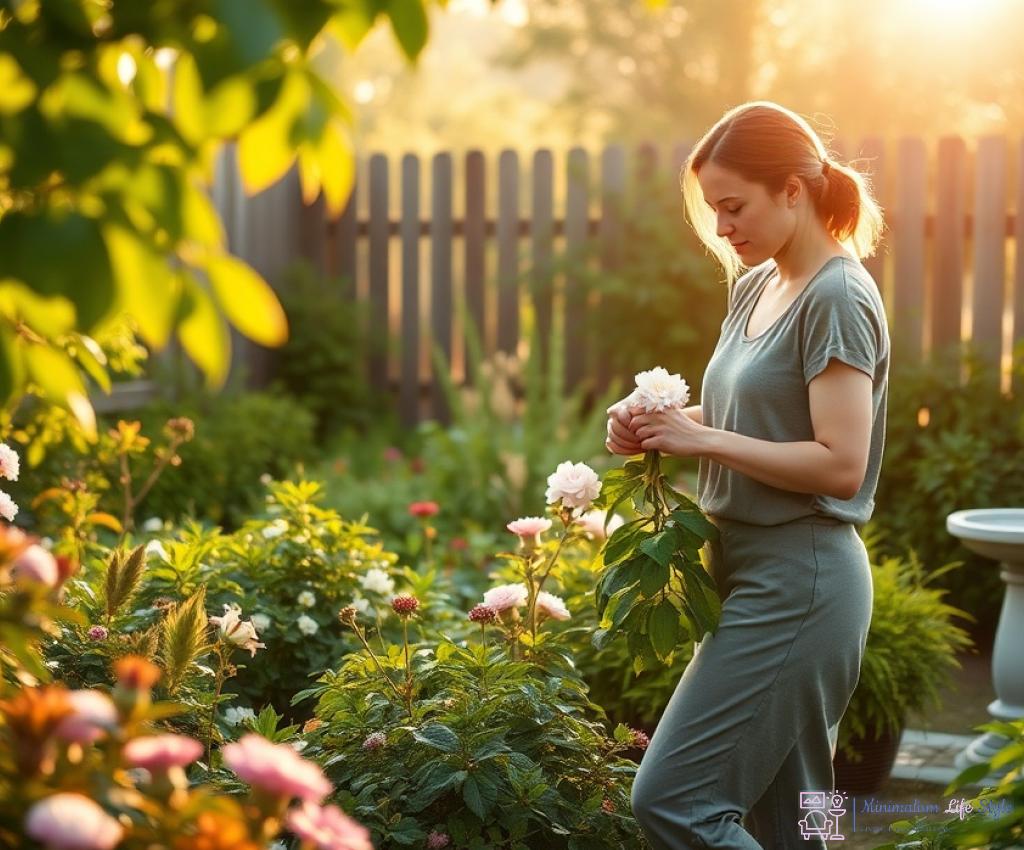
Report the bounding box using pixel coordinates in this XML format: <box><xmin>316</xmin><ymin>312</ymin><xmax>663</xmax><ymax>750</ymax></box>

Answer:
<box><xmin>771</xmin><ymin>221</ymin><xmax>849</xmax><ymax>285</ymax></box>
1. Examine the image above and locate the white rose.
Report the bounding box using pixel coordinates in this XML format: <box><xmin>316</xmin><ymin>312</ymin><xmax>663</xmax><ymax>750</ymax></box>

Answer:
<box><xmin>630</xmin><ymin>366</ymin><xmax>691</xmax><ymax>413</ymax></box>
<box><xmin>250</xmin><ymin>613</ymin><xmax>271</xmax><ymax>633</ymax></box>
<box><xmin>360</xmin><ymin>568</ymin><xmax>395</xmax><ymax>596</ymax></box>
<box><xmin>352</xmin><ymin>597</ymin><xmax>372</xmax><ymax>615</ymax></box>
<box><xmin>576</xmin><ymin>509</ymin><xmax>626</xmax><ymax>541</ymax></box>
<box><xmin>209</xmin><ymin>603</ymin><xmax>266</xmax><ymax>657</ymax></box>
<box><xmin>223</xmin><ymin>706</ymin><xmax>256</xmax><ymax>727</ymax></box>
<box><xmin>297</xmin><ymin>614</ymin><xmax>319</xmax><ymax>636</ymax></box>
<box><xmin>141</xmin><ymin>517</ymin><xmax>164</xmax><ymax>533</ymax></box>
<box><xmin>261</xmin><ymin>519</ymin><xmax>288</xmax><ymax>540</ymax></box>
<box><xmin>545</xmin><ymin>461</ymin><xmax>602</xmax><ymax>512</ymax></box>
<box><xmin>297</xmin><ymin>590</ymin><xmax>316</xmax><ymax>608</ymax></box>
<box><xmin>144</xmin><ymin>540</ymin><xmax>169</xmax><ymax>562</ymax></box>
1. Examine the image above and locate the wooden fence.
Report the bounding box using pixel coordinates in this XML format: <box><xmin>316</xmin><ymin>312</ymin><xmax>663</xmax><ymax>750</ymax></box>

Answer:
<box><xmin>211</xmin><ymin>137</ymin><xmax>1024</xmax><ymax>425</ymax></box>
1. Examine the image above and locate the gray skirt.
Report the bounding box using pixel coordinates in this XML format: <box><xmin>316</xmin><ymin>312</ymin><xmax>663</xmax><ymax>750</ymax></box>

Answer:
<box><xmin>631</xmin><ymin>515</ymin><xmax>874</xmax><ymax>849</ymax></box>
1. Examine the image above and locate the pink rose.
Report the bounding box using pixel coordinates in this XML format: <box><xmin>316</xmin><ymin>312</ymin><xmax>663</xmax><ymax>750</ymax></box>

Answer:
<box><xmin>123</xmin><ymin>734</ymin><xmax>203</xmax><ymax>771</ymax></box>
<box><xmin>11</xmin><ymin>543</ymin><xmax>59</xmax><ymax>588</ymax></box>
<box><xmin>222</xmin><ymin>734</ymin><xmax>332</xmax><ymax>803</ymax></box>
<box><xmin>24</xmin><ymin>793</ymin><xmax>124</xmax><ymax>850</ymax></box>
<box><xmin>535</xmin><ymin>591</ymin><xmax>571</xmax><ymax>621</ymax></box>
<box><xmin>55</xmin><ymin>690</ymin><xmax>118</xmax><ymax>745</ymax></box>
<box><xmin>506</xmin><ymin>516</ymin><xmax>552</xmax><ymax>550</ymax></box>
<box><xmin>286</xmin><ymin>800</ymin><xmax>373</xmax><ymax>850</ymax></box>
<box><xmin>482</xmin><ymin>583</ymin><xmax>528</xmax><ymax>612</ymax></box>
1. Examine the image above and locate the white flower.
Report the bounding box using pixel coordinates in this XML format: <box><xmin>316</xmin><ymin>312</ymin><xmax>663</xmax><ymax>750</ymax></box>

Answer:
<box><xmin>141</xmin><ymin>517</ymin><xmax>164</xmax><ymax>533</ymax></box>
<box><xmin>209</xmin><ymin>603</ymin><xmax>266</xmax><ymax>657</ymax></box>
<box><xmin>629</xmin><ymin>366</ymin><xmax>691</xmax><ymax>413</ymax></box>
<box><xmin>251</xmin><ymin>613</ymin><xmax>271</xmax><ymax>633</ymax></box>
<box><xmin>270</xmin><ymin>842</ymin><xmax>288</xmax><ymax>850</ymax></box>
<box><xmin>0</xmin><ymin>489</ymin><xmax>18</xmax><ymax>522</ymax></box>
<box><xmin>144</xmin><ymin>540</ymin><xmax>169</xmax><ymax>562</ymax></box>
<box><xmin>0</xmin><ymin>443</ymin><xmax>20</xmax><ymax>481</ymax></box>
<box><xmin>535</xmin><ymin>591</ymin><xmax>571</xmax><ymax>621</ymax></box>
<box><xmin>291</xmin><ymin>740</ymin><xmax>309</xmax><ymax>753</ymax></box>
<box><xmin>223</xmin><ymin>706</ymin><xmax>256</xmax><ymax>727</ymax></box>
<box><xmin>483</xmin><ymin>583</ymin><xmax>529</xmax><ymax>612</ymax></box>
<box><xmin>360</xmin><ymin>568</ymin><xmax>395</xmax><ymax>596</ymax></box>
<box><xmin>351</xmin><ymin>597</ymin><xmax>372</xmax><ymax>615</ymax></box>
<box><xmin>576</xmin><ymin>509</ymin><xmax>626</xmax><ymax>541</ymax></box>
<box><xmin>297</xmin><ymin>590</ymin><xmax>316</xmax><ymax>608</ymax></box>
<box><xmin>260</xmin><ymin>473</ymin><xmax>273</xmax><ymax>485</ymax></box>
<box><xmin>262</xmin><ymin>519</ymin><xmax>288</xmax><ymax>540</ymax></box>
<box><xmin>297</xmin><ymin>614</ymin><xmax>319</xmax><ymax>636</ymax></box>
<box><xmin>40</xmin><ymin>536</ymin><xmax>54</xmax><ymax>550</ymax></box>
<box><xmin>545</xmin><ymin>461</ymin><xmax>602</xmax><ymax>512</ymax></box>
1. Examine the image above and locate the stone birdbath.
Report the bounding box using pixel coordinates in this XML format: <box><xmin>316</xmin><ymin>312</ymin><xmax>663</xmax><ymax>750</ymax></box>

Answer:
<box><xmin>946</xmin><ymin>508</ymin><xmax>1024</xmax><ymax>774</ymax></box>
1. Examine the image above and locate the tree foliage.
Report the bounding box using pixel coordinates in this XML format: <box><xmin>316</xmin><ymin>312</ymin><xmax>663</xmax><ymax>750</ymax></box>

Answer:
<box><xmin>0</xmin><ymin>0</ymin><xmax>442</xmax><ymax>432</ymax></box>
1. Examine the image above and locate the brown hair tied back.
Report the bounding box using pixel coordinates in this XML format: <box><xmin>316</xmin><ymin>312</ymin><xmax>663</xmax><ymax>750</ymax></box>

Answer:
<box><xmin>821</xmin><ymin>159</ymin><xmax>831</xmax><ymax>177</ymax></box>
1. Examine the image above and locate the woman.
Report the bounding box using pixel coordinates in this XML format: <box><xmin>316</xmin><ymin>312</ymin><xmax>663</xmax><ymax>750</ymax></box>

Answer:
<box><xmin>605</xmin><ymin>101</ymin><xmax>889</xmax><ymax>849</ymax></box>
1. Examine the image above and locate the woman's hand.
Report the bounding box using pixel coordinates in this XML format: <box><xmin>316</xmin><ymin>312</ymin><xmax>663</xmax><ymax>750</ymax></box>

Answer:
<box><xmin>630</xmin><ymin>406</ymin><xmax>714</xmax><ymax>458</ymax></box>
<box><xmin>605</xmin><ymin>397</ymin><xmax>644</xmax><ymax>456</ymax></box>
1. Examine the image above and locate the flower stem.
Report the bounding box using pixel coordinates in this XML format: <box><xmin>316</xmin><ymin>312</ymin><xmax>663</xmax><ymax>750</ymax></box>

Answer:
<box><xmin>206</xmin><ymin>646</ymin><xmax>226</xmax><ymax>764</ymax></box>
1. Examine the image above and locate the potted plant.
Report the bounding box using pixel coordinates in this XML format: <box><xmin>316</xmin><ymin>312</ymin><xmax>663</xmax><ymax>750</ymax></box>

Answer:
<box><xmin>833</xmin><ymin>525</ymin><xmax>975</xmax><ymax>795</ymax></box>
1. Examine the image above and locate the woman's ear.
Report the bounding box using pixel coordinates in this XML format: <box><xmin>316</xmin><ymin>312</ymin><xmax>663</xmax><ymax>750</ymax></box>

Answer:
<box><xmin>784</xmin><ymin>175</ymin><xmax>802</xmax><ymax>207</ymax></box>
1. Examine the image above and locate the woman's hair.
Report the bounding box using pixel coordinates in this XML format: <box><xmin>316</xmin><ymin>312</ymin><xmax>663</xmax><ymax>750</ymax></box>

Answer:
<box><xmin>680</xmin><ymin>100</ymin><xmax>885</xmax><ymax>288</ymax></box>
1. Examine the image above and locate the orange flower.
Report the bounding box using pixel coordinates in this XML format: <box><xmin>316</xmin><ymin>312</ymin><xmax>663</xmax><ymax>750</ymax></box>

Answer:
<box><xmin>0</xmin><ymin>685</ymin><xmax>73</xmax><ymax>775</ymax></box>
<box><xmin>173</xmin><ymin>811</ymin><xmax>260</xmax><ymax>850</ymax></box>
<box><xmin>113</xmin><ymin>656</ymin><xmax>162</xmax><ymax>691</ymax></box>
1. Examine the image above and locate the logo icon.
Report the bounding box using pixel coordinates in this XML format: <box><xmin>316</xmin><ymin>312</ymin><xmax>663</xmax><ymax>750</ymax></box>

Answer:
<box><xmin>798</xmin><ymin>790</ymin><xmax>848</xmax><ymax>840</ymax></box>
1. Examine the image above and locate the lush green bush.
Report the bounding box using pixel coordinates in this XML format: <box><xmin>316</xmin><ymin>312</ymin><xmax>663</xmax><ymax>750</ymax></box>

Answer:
<box><xmin>268</xmin><ymin>262</ymin><xmax>385</xmax><ymax>443</ymax></box>
<box><xmin>871</xmin><ymin>341</ymin><xmax>1024</xmax><ymax>635</ymax></box>
<box><xmin>296</xmin><ymin>599</ymin><xmax>648</xmax><ymax>850</ymax></box>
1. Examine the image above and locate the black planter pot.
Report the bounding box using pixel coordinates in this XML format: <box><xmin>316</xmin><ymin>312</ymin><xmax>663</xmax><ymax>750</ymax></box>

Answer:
<box><xmin>833</xmin><ymin>721</ymin><xmax>905</xmax><ymax>796</ymax></box>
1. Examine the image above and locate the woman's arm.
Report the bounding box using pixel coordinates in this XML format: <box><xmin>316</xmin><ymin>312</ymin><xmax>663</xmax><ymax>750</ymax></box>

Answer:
<box><xmin>682</xmin><ymin>404</ymin><xmax>703</xmax><ymax>426</ymax></box>
<box><xmin>702</xmin><ymin>360</ymin><xmax>872</xmax><ymax>500</ymax></box>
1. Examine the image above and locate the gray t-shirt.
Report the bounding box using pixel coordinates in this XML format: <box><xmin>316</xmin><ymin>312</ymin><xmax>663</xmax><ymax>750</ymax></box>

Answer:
<box><xmin>697</xmin><ymin>255</ymin><xmax>890</xmax><ymax>526</ymax></box>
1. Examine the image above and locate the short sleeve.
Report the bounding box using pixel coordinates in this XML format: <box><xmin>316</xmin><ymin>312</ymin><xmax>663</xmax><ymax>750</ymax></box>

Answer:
<box><xmin>800</xmin><ymin>280</ymin><xmax>881</xmax><ymax>385</ymax></box>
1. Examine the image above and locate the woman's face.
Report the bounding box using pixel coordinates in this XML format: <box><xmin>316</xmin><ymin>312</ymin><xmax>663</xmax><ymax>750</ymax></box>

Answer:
<box><xmin>696</xmin><ymin>161</ymin><xmax>797</xmax><ymax>266</ymax></box>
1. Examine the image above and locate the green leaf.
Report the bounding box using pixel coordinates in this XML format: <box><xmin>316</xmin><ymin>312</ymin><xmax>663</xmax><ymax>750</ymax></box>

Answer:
<box><xmin>0</xmin><ymin>54</ymin><xmax>37</xmax><ymax>114</ymax></box>
<box><xmin>639</xmin><ymin>528</ymin><xmax>681</xmax><ymax>567</ymax></box>
<box><xmin>639</xmin><ymin>557</ymin><xmax>670</xmax><ymax>597</ymax></box>
<box><xmin>103</xmin><ymin>224</ymin><xmax>180</xmax><ymax>348</ymax></box>
<box><xmin>463</xmin><ymin>772</ymin><xmax>498</xmax><ymax>820</ymax></box>
<box><xmin>680</xmin><ymin>560</ymin><xmax>722</xmax><ymax>639</ymax></box>
<box><xmin>413</xmin><ymin>723</ymin><xmax>460</xmax><ymax>753</ymax></box>
<box><xmin>386</xmin><ymin>0</ymin><xmax>429</xmax><ymax>62</ymax></box>
<box><xmin>602</xmin><ymin>518</ymin><xmax>649</xmax><ymax>567</ymax></box>
<box><xmin>670</xmin><ymin>507</ymin><xmax>719</xmax><ymax>541</ymax></box>
<box><xmin>649</xmin><ymin>599</ymin><xmax>682</xmax><ymax>660</ymax></box>
<box><xmin>204</xmin><ymin>254</ymin><xmax>288</xmax><ymax>347</ymax></box>
<box><xmin>238</xmin><ymin>71</ymin><xmax>309</xmax><ymax>194</ymax></box>
<box><xmin>177</xmin><ymin>274</ymin><xmax>231</xmax><ymax>388</ymax></box>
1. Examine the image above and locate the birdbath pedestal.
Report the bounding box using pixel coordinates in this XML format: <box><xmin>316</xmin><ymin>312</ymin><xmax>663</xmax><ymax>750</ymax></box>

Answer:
<box><xmin>946</xmin><ymin>508</ymin><xmax>1024</xmax><ymax>774</ymax></box>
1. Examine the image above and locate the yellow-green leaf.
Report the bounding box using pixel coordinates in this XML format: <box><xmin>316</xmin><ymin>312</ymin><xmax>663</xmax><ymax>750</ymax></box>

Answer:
<box><xmin>204</xmin><ymin>76</ymin><xmax>256</xmax><ymax>138</ymax></box>
<box><xmin>204</xmin><ymin>255</ymin><xmax>288</xmax><ymax>347</ymax></box>
<box><xmin>171</xmin><ymin>53</ymin><xmax>205</xmax><ymax>144</ymax></box>
<box><xmin>87</xmin><ymin>512</ymin><xmax>124</xmax><ymax>533</ymax></box>
<box><xmin>103</xmin><ymin>224</ymin><xmax>180</xmax><ymax>348</ymax></box>
<box><xmin>316</xmin><ymin>122</ymin><xmax>355</xmax><ymax>219</ymax></box>
<box><xmin>0</xmin><ymin>53</ymin><xmax>37</xmax><ymax>114</ymax></box>
<box><xmin>386</xmin><ymin>0</ymin><xmax>429</xmax><ymax>62</ymax></box>
<box><xmin>178</xmin><ymin>274</ymin><xmax>231</xmax><ymax>388</ymax></box>
<box><xmin>237</xmin><ymin>72</ymin><xmax>309</xmax><ymax>195</ymax></box>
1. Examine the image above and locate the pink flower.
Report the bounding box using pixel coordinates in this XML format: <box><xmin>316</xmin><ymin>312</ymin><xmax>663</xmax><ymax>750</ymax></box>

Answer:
<box><xmin>545</xmin><ymin>461</ymin><xmax>601</xmax><ymax>512</ymax></box>
<box><xmin>285</xmin><ymin>800</ymin><xmax>373</xmax><ymax>850</ymax></box>
<box><xmin>408</xmin><ymin>500</ymin><xmax>439</xmax><ymax>518</ymax></box>
<box><xmin>123</xmin><ymin>734</ymin><xmax>203</xmax><ymax>771</ymax></box>
<box><xmin>361</xmin><ymin>731</ymin><xmax>386</xmax><ymax>751</ymax></box>
<box><xmin>24</xmin><ymin>793</ymin><xmax>124</xmax><ymax>850</ymax></box>
<box><xmin>482</xmin><ymin>583</ymin><xmax>528</xmax><ymax>612</ymax></box>
<box><xmin>576</xmin><ymin>509</ymin><xmax>625</xmax><ymax>541</ymax></box>
<box><xmin>468</xmin><ymin>603</ymin><xmax>497</xmax><ymax>624</ymax></box>
<box><xmin>11</xmin><ymin>543</ymin><xmax>59</xmax><ymax>587</ymax></box>
<box><xmin>222</xmin><ymin>734</ymin><xmax>332</xmax><ymax>803</ymax></box>
<box><xmin>55</xmin><ymin>690</ymin><xmax>118</xmax><ymax>744</ymax></box>
<box><xmin>427</xmin><ymin>831</ymin><xmax>451</xmax><ymax>849</ymax></box>
<box><xmin>535</xmin><ymin>591</ymin><xmax>571</xmax><ymax>621</ymax></box>
<box><xmin>88</xmin><ymin>625</ymin><xmax>108</xmax><ymax>641</ymax></box>
<box><xmin>506</xmin><ymin>516</ymin><xmax>552</xmax><ymax>550</ymax></box>
<box><xmin>383</xmin><ymin>446</ymin><xmax>403</xmax><ymax>462</ymax></box>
